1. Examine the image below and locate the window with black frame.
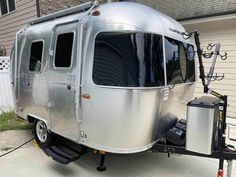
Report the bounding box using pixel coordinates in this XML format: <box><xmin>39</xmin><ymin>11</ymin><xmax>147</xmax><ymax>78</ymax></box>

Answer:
<box><xmin>165</xmin><ymin>37</ymin><xmax>195</xmax><ymax>85</ymax></box>
<box><xmin>93</xmin><ymin>32</ymin><xmax>165</xmax><ymax>87</ymax></box>
<box><xmin>0</xmin><ymin>0</ymin><xmax>16</xmax><ymax>16</ymax></box>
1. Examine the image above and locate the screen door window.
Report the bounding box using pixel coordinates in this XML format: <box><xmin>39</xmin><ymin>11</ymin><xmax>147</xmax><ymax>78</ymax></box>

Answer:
<box><xmin>54</xmin><ymin>32</ymin><xmax>74</xmax><ymax>68</ymax></box>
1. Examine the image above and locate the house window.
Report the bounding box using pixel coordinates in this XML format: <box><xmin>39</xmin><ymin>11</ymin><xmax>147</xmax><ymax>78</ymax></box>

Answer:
<box><xmin>29</xmin><ymin>41</ymin><xmax>43</xmax><ymax>72</ymax></box>
<box><xmin>54</xmin><ymin>32</ymin><xmax>74</xmax><ymax>68</ymax></box>
<box><xmin>0</xmin><ymin>0</ymin><xmax>16</xmax><ymax>16</ymax></box>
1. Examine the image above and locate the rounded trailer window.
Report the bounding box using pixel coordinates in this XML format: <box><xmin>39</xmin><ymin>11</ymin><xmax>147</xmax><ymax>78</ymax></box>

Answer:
<box><xmin>93</xmin><ymin>32</ymin><xmax>165</xmax><ymax>87</ymax></box>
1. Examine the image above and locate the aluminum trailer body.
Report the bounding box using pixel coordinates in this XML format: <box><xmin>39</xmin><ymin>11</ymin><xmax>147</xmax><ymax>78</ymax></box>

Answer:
<box><xmin>11</xmin><ymin>2</ymin><xmax>195</xmax><ymax>154</ymax></box>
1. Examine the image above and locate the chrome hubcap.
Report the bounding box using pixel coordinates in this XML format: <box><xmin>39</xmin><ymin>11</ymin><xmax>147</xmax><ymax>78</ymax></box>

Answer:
<box><xmin>36</xmin><ymin>121</ymin><xmax>47</xmax><ymax>143</ymax></box>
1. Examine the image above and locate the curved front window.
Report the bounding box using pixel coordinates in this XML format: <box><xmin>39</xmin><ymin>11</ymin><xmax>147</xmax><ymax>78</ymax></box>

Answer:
<box><xmin>93</xmin><ymin>32</ymin><xmax>164</xmax><ymax>87</ymax></box>
<box><xmin>165</xmin><ymin>37</ymin><xmax>195</xmax><ymax>85</ymax></box>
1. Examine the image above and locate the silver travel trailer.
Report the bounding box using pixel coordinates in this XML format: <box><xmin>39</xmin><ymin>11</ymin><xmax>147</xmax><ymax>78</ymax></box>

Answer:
<box><xmin>11</xmin><ymin>1</ymin><xmax>196</xmax><ymax>153</ymax></box>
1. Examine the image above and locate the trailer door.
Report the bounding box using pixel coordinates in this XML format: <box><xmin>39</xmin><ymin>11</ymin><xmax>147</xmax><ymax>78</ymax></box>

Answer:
<box><xmin>48</xmin><ymin>23</ymin><xmax>79</xmax><ymax>141</ymax></box>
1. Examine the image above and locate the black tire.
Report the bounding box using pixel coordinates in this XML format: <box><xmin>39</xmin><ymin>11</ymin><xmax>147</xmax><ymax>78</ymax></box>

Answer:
<box><xmin>33</xmin><ymin>119</ymin><xmax>54</xmax><ymax>149</ymax></box>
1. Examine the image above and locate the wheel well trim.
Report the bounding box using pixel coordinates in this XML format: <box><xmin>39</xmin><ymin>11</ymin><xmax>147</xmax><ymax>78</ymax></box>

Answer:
<box><xmin>27</xmin><ymin>114</ymin><xmax>51</xmax><ymax>130</ymax></box>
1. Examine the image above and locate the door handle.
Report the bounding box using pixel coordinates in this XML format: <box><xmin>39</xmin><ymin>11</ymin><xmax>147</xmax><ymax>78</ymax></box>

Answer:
<box><xmin>67</xmin><ymin>85</ymin><xmax>71</xmax><ymax>90</ymax></box>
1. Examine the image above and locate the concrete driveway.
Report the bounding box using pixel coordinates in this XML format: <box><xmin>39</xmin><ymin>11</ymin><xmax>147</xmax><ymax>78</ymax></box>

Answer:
<box><xmin>1</xmin><ymin>122</ymin><xmax>236</xmax><ymax>177</ymax></box>
<box><xmin>1</xmin><ymin>142</ymin><xmax>236</xmax><ymax>177</ymax></box>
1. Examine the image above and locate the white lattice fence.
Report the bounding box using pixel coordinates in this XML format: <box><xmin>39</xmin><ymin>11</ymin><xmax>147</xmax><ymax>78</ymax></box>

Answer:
<box><xmin>0</xmin><ymin>57</ymin><xmax>14</xmax><ymax>113</ymax></box>
<box><xmin>0</xmin><ymin>57</ymin><xmax>9</xmax><ymax>71</ymax></box>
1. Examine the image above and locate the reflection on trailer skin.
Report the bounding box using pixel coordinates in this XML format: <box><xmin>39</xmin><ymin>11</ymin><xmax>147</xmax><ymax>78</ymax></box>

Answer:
<box><xmin>12</xmin><ymin>1</ymin><xmax>195</xmax><ymax>155</ymax></box>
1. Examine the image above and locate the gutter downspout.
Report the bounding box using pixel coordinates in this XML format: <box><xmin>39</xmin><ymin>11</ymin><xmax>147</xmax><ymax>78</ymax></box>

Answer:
<box><xmin>36</xmin><ymin>0</ymin><xmax>41</xmax><ymax>17</ymax></box>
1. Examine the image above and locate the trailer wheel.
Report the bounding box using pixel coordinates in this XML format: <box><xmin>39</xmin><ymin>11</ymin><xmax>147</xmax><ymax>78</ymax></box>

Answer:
<box><xmin>33</xmin><ymin>120</ymin><xmax>53</xmax><ymax>149</ymax></box>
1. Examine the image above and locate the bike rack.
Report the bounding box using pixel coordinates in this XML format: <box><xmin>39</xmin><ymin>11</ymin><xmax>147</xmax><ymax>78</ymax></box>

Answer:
<box><xmin>152</xmin><ymin>31</ymin><xmax>236</xmax><ymax>177</ymax></box>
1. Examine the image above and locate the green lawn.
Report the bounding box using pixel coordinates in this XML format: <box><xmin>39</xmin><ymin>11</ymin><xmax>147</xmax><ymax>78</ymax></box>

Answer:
<box><xmin>0</xmin><ymin>112</ymin><xmax>32</xmax><ymax>131</ymax></box>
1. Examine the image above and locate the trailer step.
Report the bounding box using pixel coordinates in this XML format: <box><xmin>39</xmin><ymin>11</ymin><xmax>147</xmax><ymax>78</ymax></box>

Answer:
<box><xmin>42</xmin><ymin>136</ymin><xmax>88</xmax><ymax>165</ymax></box>
<box><xmin>44</xmin><ymin>148</ymin><xmax>71</xmax><ymax>164</ymax></box>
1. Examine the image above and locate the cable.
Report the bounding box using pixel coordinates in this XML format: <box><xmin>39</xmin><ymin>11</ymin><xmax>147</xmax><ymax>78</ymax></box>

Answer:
<box><xmin>0</xmin><ymin>137</ymin><xmax>34</xmax><ymax>158</ymax></box>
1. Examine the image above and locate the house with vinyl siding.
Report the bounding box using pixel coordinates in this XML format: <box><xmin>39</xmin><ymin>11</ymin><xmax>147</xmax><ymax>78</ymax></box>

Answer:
<box><xmin>0</xmin><ymin>0</ymin><xmax>38</xmax><ymax>112</ymax></box>
<box><xmin>0</xmin><ymin>0</ymin><xmax>106</xmax><ymax>56</ymax></box>
<box><xmin>0</xmin><ymin>0</ymin><xmax>39</xmax><ymax>56</ymax></box>
<box><xmin>0</xmin><ymin>0</ymin><xmax>236</xmax><ymax>118</ymax></box>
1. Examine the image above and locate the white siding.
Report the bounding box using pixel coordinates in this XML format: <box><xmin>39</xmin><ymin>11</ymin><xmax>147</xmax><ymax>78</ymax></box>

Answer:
<box><xmin>0</xmin><ymin>57</ymin><xmax>14</xmax><ymax>113</ymax></box>
<box><xmin>183</xmin><ymin>17</ymin><xmax>236</xmax><ymax>118</ymax></box>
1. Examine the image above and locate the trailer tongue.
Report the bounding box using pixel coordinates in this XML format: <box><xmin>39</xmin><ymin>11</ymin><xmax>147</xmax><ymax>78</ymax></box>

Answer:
<box><xmin>152</xmin><ymin>31</ymin><xmax>236</xmax><ymax>177</ymax></box>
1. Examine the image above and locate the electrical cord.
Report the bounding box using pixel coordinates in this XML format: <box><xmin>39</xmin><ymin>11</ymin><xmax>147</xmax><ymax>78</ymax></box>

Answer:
<box><xmin>0</xmin><ymin>137</ymin><xmax>34</xmax><ymax>158</ymax></box>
